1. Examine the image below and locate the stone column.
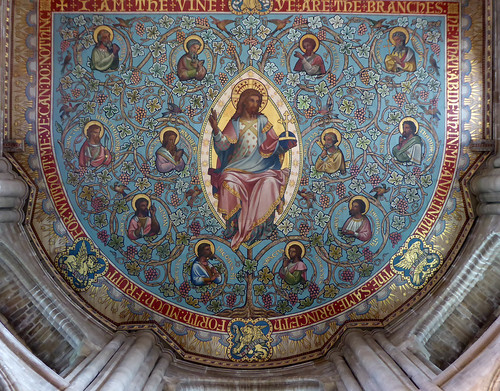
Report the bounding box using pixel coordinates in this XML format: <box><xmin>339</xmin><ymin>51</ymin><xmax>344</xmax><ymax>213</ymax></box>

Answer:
<box><xmin>345</xmin><ymin>331</ymin><xmax>412</xmax><ymax>391</ymax></box>
<box><xmin>142</xmin><ymin>354</ymin><xmax>173</xmax><ymax>391</ymax></box>
<box><xmin>67</xmin><ymin>333</ymin><xmax>126</xmax><ymax>391</ymax></box>
<box><xmin>127</xmin><ymin>345</ymin><xmax>160</xmax><ymax>390</ymax></box>
<box><xmin>327</xmin><ymin>352</ymin><xmax>362</xmax><ymax>391</ymax></box>
<box><xmin>99</xmin><ymin>332</ymin><xmax>155</xmax><ymax>391</ymax></box>
<box><xmin>373</xmin><ymin>332</ymin><xmax>442</xmax><ymax>391</ymax></box>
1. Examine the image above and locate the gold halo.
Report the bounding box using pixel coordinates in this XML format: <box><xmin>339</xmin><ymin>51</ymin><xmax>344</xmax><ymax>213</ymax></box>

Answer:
<box><xmin>231</xmin><ymin>78</ymin><xmax>269</xmax><ymax>110</ymax></box>
<box><xmin>183</xmin><ymin>35</ymin><xmax>204</xmax><ymax>54</ymax></box>
<box><xmin>83</xmin><ymin>120</ymin><xmax>104</xmax><ymax>138</ymax></box>
<box><xmin>93</xmin><ymin>25</ymin><xmax>114</xmax><ymax>43</ymax></box>
<box><xmin>321</xmin><ymin>128</ymin><xmax>342</xmax><ymax>147</ymax></box>
<box><xmin>284</xmin><ymin>241</ymin><xmax>306</xmax><ymax>259</ymax></box>
<box><xmin>194</xmin><ymin>239</ymin><xmax>215</xmax><ymax>257</ymax></box>
<box><xmin>131</xmin><ymin>194</ymin><xmax>151</xmax><ymax>211</ymax></box>
<box><xmin>399</xmin><ymin>117</ymin><xmax>419</xmax><ymax>134</ymax></box>
<box><xmin>299</xmin><ymin>34</ymin><xmax>320</xmax><ymax>53</ymax></box>
<box><xmin>389</xmin><ymin>27</ymin><xmax>409</xmax><ymax>45</ymax></box>
<box><xmin>349</xmin><ymin>196</ymin><xmax>370</xmax><ymax>215</ymax></box>
<box><xmin>159</xmin><ymin>127</ymin><xmax>180</xmax><ymax>144</ymax></box>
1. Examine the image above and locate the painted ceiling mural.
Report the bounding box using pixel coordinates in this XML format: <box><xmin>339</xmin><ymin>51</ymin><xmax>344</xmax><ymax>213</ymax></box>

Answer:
<box><xmin>8</xmin><ymin>0</ymin><xmax>489</xmax><ymax>367</ymax></box>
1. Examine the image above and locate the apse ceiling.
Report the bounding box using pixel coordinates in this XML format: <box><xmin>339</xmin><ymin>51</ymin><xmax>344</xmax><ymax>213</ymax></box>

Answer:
<box><xmin>7</xmin><ymin>0</ymin><xmax>491</xmax><ymax>367</ymax></box>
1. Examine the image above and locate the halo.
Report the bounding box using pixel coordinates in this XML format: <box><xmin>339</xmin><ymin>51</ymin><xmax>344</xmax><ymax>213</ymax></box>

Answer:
<box><xmin>131</xmin><ymin>194</ymin><xmax>151</xmax><ymax>211</ymax></box>
<box><xmin>299</xmin><ymin>34</ymin><xmax>320</xmax><ymax>53</ymax></box>
<box><xmin>321</xmin><ymin>128</ymin><xmax>342</xmax><ymax>147</ymax></box>
<box><xmin>183</xmin><ymin>35</ymin><xmax>204</xmax><ymax>54</ymax></box>
<box><xmin>231</xmin><ymin>78</ymin><xmax>269</xmax><ymax>110</ymax></box>
<box><xmin>349</xmin><ymin>196</ymin><xmax>370</xmax><ymax>215</ymax></box>
<box><xmin>399</xmin><ymin>117</ymin><xmax>419</xmax><ymax>134</ymax></box>
<box><xmin>194</xmin><ymin>239</ymin><xmax>215</xmax><ymax>257</ymax></box>
<box><xmin>93</xmin><ymin>25</ymin><xmax>114</xmax><ymax>43</ymax></box>
<box><xmin>83</xmin><ymin>120</ymin><xmax>104</xmax><ymax>138</ymax></box>
<box><xmin>284</xmin><ymin>241</ymin><xmax>306</xmax><ymax>259</ymax></box>
<box><xmin>389</xmin><ymin>27</ymin><xmax>409</xmax><ymax>45</ymax></box>
<box><xmin>159</xmin><ymin>127</ymin><xmax>180</xmax><ymax>144</ymax></box>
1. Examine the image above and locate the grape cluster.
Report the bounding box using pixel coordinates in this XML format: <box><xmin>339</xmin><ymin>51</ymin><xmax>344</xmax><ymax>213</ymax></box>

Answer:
<box><xmin>219</xmin><ymin>73</ymin><xmax>228</xmax><ymax>85</ymax></box>
<box><xmin>360</xmin><ymin>69</ymin><xmax>370</xmax><ymax>85</ymax></box>
<box><xmin>196</xmin><ymin>17</ymin><xmax>209</xmax><ymax>27</ymax></box>
<box><xmin>91</xmin><ymin>196</ymin><xmax>106</xmax><ymax>212</ymax></box>
<box><xmin>171</xmin><ymin>193</ymin><xmax>181</xmax><ymax>207</ymax></box>
<box><xmin>308</xmin><ymin>283</ymin><xmax>320</xmax><ymax>299</ymax></box>
<box><xmin>119</xmin><ymin>173</ymin><xmax>131</xmax><ymax>185</ymax></box>
<box><xmin>412</xmin><ymin>167</ymin><xmax>422</xmax><ymax>179</ymax></box>
<box><xmin>165</xmin><ymin>73</ymin><xmax>175</xmax><ymax>86</ymax></box>
<box><xmin>389</xmin><ymin>232</ymin><xmax>401</xmax><ymax>247</ymax></box>
<box><xmin>78</xmin><ymin>166</ymin><xmax>87</xmax><ymax>177</ymax></box>
<box><xmin>300</xmin><ymin>176</ymin><xmax>309</xmax><ymax>186</ymax></box>
<box><xmin>145</xmin><ymin>267</ymin><xmax>159</xmax><ymax>282</ymax></box>
<box><xmin>362</xmin><ymin>247</ymin><xmax>374</xmax><ymax>262</ymax></box>
<box><xmin>244</xmin><ymin>37</ymin><xmax>258</xmax><ymax>47</ymax></box>
<box><xmin>394</xmin><ymin>92</ymin><xmax>406</xmax><ymax>107</ymax></box>
<box><xmin>358</xmin><ymin>23</ymin><xmax>367</xmax><ymax>35</ymax></box>
<box><xmin>327</xmin><ymin>73</ymin><xmax>337</xmax><ymax>86</ymax></box>
<box><xmin>60</xmin><ymin>40</ymin><xmax>70</xmax><ymax>52</ymax></box>
<box><xmin>370</xmin><ymin>175</ymin><xmax>382</xmax><ymax>186</ymax></box>
<box><xmin>274</xmin><ymin>72</ymin><xmax>284</xmax><ymax>84</ymax></box>
<box><xmin>62</xmin><ymin>95</ymin><xmax>71</xmax><ymax>104</ymax></box>
<box><xmin>319</xmin><ymin>194</ymin><xmax>330</xmax><ymax>208</ymax></box>
<box><xmin>304</xmin><ymin>107</ymin><xmax>316</xmax><ymax>119</ymax></box>
<box><xmin>176</xmin><ymin>31</ymin><xmax>185</xmax><ymax>43</ymax></box>
<box><xmin>266</xmin><ymin>42</ymin><xmax>276</xmax><ymax>55</ymax></box>
<box><xmin>179</xmin><ymin>282</ymin><xmax>191</xmax><ymax>298</ymax></box>
<box><xmin>186</xmin><ymin>106</ymin><xmax>196</xmax><ymax>119</ymax></box>
<box><xmin>397</xmin><ymin>198</ymin><xmax>408</xmax><ymax>214</ymax></box>
<box><xmin>97</xmin><ymin>230</ymin><xmax>109</xmax><ymax>243</ymax></box>
<box><xmin>154</xmin><ymin>182</ymin><xmax>165</xmax><ymax>196</ymax></box>
<box><xmin>354</xmin><ymin>107</ymin><xmax>366</xmax><ymax>123</ymax></box>
<box><xmin>72</xmin><ymin>89</ymin><xmax>81</xmax><ymax>98</ymax></box>
<box><xmin>131</xmin><ymin>70</ymin><xmax>141</xmax><ymax>85</ymax></box>
<box><xmin>430</xmin><ymin>97</ymin><xmax>438</xmax><ymax>107</ymax></box>
<box><xmin>318</xmin><ymin>29</ymin><xmax>326</xmax><ymax>40</ymax></box>
<box><xmin>341</xmin><ymin>269</ymin><xmax>355</xmax><ymax>282</ymax></box>
<box><xmin>262</xmin><ymin>294</ymin><xmax>272</xmax><ymax>309</ymax></box>
<box><xmin>126</xmin><ymin>245</ymin><xmax>137</xmax><ymax>260</ymax></box>
<box><xmin>336</xmin><ymin>182</ymin><xmax>346</xmax><ymax>198</ymax></box>
<box><xmin>190</xmin><ymin>221</ymin><xmax>201</xmax><ymax>236</ymax></box>
<box><xmin>201</xmin><ymin>292</ymin><xmax>210</xmax><ymax>304</ymax></box>
<box><xmin>226</xmin><ymin>293</ymin><xmax>236</xmax><ymax>308</ymax></box>
<box><xmin>140</xmin><ymin>163</ymin><xmax>150</xmax><ymax>176</ymax></box>
<box><xmin>350</xmin><ymin>164</ymin><xmax>360</xmax><ymax>178</ymax></box>
<box><xmin>158</xmin><ymin>53</ymin><xmax>167</xmax><ymax>64</ymax></box>
<box><xmin>269</xmin><ymin>230</ymin><xmax>278</xmax><ymax>241</ymax></box>
<box><xmin>135</xmin><ymin>22</ymin><xmax>144</xmax><ymax>36</ymax></box>
<box><xmin>299</xmin><ymin>223</ymin><xmax>310</xmax><ymax>236</ymax></box>
<box><xmin>191</xmin><ymin>176</ymin><xmax>200</xmax><ymax>185</ymax></box>
<box><xmin>96</xmin><ymin>94</ymin><xmax>107</xmax><ymax>106</ymax></box>
<box><xmin>288</xmin><ymin>293</ymin><xmax>298</xmax><ymax>306</ymax></box>
<box><xmin>431</xmin><ymin>43</ymin><xmax>440</xmax><ymax>56</ymax></box>
<box><xmin>135</xmin><ymin>107</ymin><xmax>146</xmax><ymax>123</ymax></box>
<box><xmin>420</xmin><ymin>90</ymin><xmax>429</xmax><ymax>100</ymax></box>
<box><xmin>227</xmin><ymin>43</ymin><xmax>236</xmax><ymax>56</ymax></box>
<box><xmin>293</xmin><ymin>16</ymin><xmax>307</xmax><ymax>27</ymax></box>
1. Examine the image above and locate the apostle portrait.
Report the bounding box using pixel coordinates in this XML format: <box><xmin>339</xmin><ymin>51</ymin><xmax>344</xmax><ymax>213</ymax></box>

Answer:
<box><xmin>177</xmin><ymin>35</ymin><xmax>207</xmax><ymax>81</ymax></box>
<box><xmin>278</xmin><ymin>241</ymin><xmax>308</xmax><ymax>286</ymax></box>
<box><xmin>190</xmin><ymin>240</ymin><xmax>222</xmax><ymax>286</ymax></box>
<box><xmin>127</xmin><ymin>195</ymin><xmax>160</xmax><ymax>240</ymax></box>
<box><xmin>78</xmin><ymin>121</ymin><xmax>112</xmax><ymax>168</ymax></box>
<box><xmin>293</xmin><ymin>34</ymin><xmax>326</xmax><ymax>76</ymax></box>
<box><xmin>392</xmin><ymin>117</ymin><xmax>423</xmax><ymax>164</ymax></box>
<box><xmin>384</xmin><ymin>27</ymin><xmax>416</xmax><ymax>73</ymax></box>
<box><xmin>208</xmin><ymin>78</ymin><xmax>297</xmax><ymax>249</ymax></box>
<box><xmin>315</xmin><ymin>128</ymin><xmax>346</xmax><ymax>175</ymax></box>
<box><xmin>155</xmin><ymin>127</ymin><xmax>186</xmax><ymax>173</ymax></box>
<box><xmin>90</xmin><ymin>26</ymin><xmax>120</xmax><ymax>72</ymax></box>
<box><xmin>341</xmin><ymin>196</ymin><xmax>373</xmax><ymax>242</ymax></box>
